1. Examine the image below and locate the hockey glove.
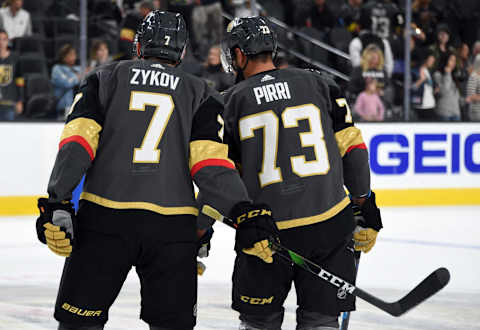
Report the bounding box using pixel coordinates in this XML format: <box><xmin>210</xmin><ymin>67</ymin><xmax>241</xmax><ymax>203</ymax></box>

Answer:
<box><xmin>36</xmin><ymin>198</ymin><xmax>77</xmax><ymax>257</ymax></box>
<box><xmin>197</xmin><ymin>227</ymin><xmax>214</xmax><ymax>258</ymax></box>
<box><xmin>352</xmin><ymin>191</ymin><xmax>382</xmax><ymax>253</ymax></box>
<box><xmin>197</xmin><ymin>261</ymin><xmax>207</xmax><ymax>276</ymax></box>
<box><xmin>196</xmin><ymin>227</ymin><xmax>214</xmax><ymax>276</ymax></box>
<box><xmin>230</xmin><ymin>202</ymin><xmax>279</xmax><ymax>263</ymax></box>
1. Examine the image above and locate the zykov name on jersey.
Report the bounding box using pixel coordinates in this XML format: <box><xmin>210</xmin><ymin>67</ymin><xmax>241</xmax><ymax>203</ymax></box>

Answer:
<box><xmin>130</xmin><ymin>66</ymin><xmax>180</xmax><ymax>90</ymax></box>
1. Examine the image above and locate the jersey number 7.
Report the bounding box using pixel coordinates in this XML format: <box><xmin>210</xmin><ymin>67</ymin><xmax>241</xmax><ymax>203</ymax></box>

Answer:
<box><xmin>129</xmin><ymin>91</ymin><xmax>174</xmax><ymax>163</ymax></box>
<box><xmin>240</xmin><ymin>104</ymin><xmax>330</xmax><ymax>187</ymax></box>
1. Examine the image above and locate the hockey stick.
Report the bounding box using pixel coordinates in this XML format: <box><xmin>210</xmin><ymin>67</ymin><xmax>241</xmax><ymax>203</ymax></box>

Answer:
<box><xmin>340</xmin><ymin>251</ymin><xmax>361</xmax><ymax>330</ymax></box>
<box><xmin>201</xmin><ymin>205</ymin><xmax>450</xmax><ymax>317</ymax></box>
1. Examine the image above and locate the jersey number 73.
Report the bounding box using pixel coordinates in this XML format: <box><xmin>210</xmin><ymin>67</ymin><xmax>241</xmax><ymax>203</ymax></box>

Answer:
<box><xmin>240</xmin><ymin>104</ymin><xmax>330</xmax><ymax>187</ymax></box>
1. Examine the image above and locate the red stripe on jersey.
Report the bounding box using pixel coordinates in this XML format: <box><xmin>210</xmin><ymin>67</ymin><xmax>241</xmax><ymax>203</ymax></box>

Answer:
<box><xmin>190</xmin><ymin>159</ymin><xmax>235</xmax><ymax>177</ymax></box>
<box><xmin>346</xmin><ymin>143</ymin><xmax>367</xmax><ymax>154</ymax></box>
<box><xmin>59</xmin><ymin>136</ymin><xmax>95</xmax><ymax>161</ymax></box>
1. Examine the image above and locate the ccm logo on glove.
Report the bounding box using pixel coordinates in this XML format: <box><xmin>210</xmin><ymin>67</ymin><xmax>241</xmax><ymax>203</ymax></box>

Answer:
<box><xmin>236</xmin><ymin>208</ymin><xmax>272</xmax><ymax>224</ymax></box>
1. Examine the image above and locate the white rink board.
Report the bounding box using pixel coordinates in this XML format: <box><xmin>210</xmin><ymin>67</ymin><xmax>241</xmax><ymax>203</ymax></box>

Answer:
<box><xmin>0</xmin><ymin>123</ymin><xmax>62</xmax><ymax>196</ymax></box>
<box><xmin>0</xmin><ymin>206</ymin><xmax>479</xmax><ymax>329</ymax></box>
<box><xmin>1</xmin><ymin>123</ymin><xmax>480</xmax><ymax>197</ymax></box>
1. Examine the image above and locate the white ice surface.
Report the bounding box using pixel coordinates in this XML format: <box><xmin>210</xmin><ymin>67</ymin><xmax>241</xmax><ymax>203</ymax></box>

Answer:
<box><xmin>0</xmin><ymin>206</ymin><xmax>479</xmax><ymax>329</ymax></box>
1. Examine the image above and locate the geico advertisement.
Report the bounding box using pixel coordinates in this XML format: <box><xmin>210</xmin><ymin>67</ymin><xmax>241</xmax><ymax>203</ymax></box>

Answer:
<box><xmin>356</xmin><ymin>123</ymin><xmax>480</xmax><ymax>189</ymax></box>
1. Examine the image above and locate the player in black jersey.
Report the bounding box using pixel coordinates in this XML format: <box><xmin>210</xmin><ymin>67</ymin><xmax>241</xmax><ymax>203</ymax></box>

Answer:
<box><xmin>35</xmin><ymin>11</ymin><xmax>278</xmax><ymax>330</ymax></box>
<box><xmin>221</xmin><ymin>17</ymin><xmax>383</xmax><ymax>330</ymax></box>
<box><xmin>362</xmin><ymin>0</ymin><xmax>404</xmax><ymax>40</ymax></box>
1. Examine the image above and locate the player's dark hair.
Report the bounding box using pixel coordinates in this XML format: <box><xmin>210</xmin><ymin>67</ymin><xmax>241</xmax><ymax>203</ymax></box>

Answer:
<box><xmin>0</xmin><ymin>28</ymin><xmax>7</xmax><ymax>37</ymax></box>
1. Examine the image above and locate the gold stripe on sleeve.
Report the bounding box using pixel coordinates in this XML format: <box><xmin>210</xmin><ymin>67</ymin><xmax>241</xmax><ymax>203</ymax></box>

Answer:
<box><xmin>335</xmin><ymin>126</ymin><xmax>365</xmax><ymax>157</ymax></box>
<box><xmin>189</xmin><ymin>140</ymin><xmax>234</xmax><ymax>170</ymax></box>
<box><xmin>60</xmin><ymin>118</ymin><xmax>102</xmax><ymax>157</ymax></box>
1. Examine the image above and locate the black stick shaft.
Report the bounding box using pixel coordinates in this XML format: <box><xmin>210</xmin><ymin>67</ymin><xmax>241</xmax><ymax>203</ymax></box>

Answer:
<box><xmin>340</xmin><ymin>251</ymin><xmax>361</xmax><ymax>330</ymax></box>
<box><xmin>201</xmin><ymin>205</ymin><xmax>450</xmax><ymax>317</ymax></box>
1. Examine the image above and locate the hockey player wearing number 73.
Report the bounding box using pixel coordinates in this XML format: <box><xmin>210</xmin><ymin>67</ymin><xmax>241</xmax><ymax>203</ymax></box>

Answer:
<box><xmin>218</xmin><ymin>16</ymin><xmax>383</xmax><ymax>330</ymax></box>
<box><xmin>34</xmin><ymin>11</ymin><xmax>280</xmax><ymax>330</ymax></box>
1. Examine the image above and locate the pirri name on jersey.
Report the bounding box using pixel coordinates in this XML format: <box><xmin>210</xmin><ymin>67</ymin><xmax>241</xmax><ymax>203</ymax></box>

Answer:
<box><xmin>253</xmin><ymin>82</ymin><xmax>291</xmax><ymax>105</ymax></box>
<box><xmin>130</xmin><ymin>68</ymin><xmax>180</xmax><ymax>90</ymax></box>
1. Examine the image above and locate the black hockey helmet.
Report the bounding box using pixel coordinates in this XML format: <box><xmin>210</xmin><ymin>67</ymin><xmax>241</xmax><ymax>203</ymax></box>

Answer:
<box><xmin>135</xmin><ymin>10</ymin><xmax>187</xmax><ymax>63</ymax></box>
<box><xmin>221</xmin><ymin>16</ymin><xmax>277</xmax><ymax>73</ymax></box>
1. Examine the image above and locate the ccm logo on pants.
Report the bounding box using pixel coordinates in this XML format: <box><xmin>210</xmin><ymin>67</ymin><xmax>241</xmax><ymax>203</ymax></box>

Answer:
<box><xmin>240</xmin><ymin>295</ymin><xmax>274</xmax><ymax>305</ymax></box>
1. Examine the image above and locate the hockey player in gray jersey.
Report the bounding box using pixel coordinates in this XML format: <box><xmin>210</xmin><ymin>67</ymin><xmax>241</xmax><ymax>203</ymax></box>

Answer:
<box><xmin>35</xmin><ymin>11</ymin><xmax>279</xmax><ymax>330</ymax></box>
<box><xmin>220</xmin><ymin>17</ymin><xmax>383</xmax><ymax>330</ymax></box>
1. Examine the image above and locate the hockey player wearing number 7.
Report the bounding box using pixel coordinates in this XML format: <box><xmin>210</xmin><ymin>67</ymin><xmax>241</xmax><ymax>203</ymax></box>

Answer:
<box><xmin>34</xmin><ymin>11</ymin><xmax>280</xmax><ymax>330</ymax></box>
<box><xmin>220</xmin><ymin>17</ymin><xmax>383</xmax><ymax>330</ymax></box>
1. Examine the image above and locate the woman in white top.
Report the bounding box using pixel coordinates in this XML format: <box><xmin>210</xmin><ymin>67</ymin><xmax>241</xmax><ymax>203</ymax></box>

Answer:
<box><xmin>411</xmin><ymin>49</ymin><xmax>438</xmax><ymax>121</ymax></box>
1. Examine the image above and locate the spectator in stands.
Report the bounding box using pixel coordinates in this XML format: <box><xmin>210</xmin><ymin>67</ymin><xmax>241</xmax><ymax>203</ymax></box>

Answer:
<box><xmin>89</xmin><ymin>40</ymin><xmax>112</xmax><ymax>68</ymax></box>
<box><xmin>411</xmin><ymin>48</ymin><xmax>437</xmax><ymax>121</ymax></box>
<box><xmin>89</xmin><ymin>0</ymin><xmax>123</xmax><ymax>38</ymax></box>
<box><xmin>362</xmin><ymin>0</ymin><xmax>403</xmax><ymax>40</ymax></box>
<box><xmin>201</xmin><ymin>44</ymin><xmax>234</xmax><ymax>91</ymax></box>
<box><xmin>468</xmin><ymin>41</ymin><xmax>480</xmax><ymax>69</ymax></box>
<box><xmin>339</xmin><ymin>0</ymin><xmax>363</xmax><ymax>34</ymax></box>
<box><xmin>51</xmin><ymin>44</ymin><xmax>84</xmax><ymax>118</ymax></box>
<box><xmin>429</xmin><ymin>24</ymin><xmax>455</xmax><ymax>71</ymax></box>
<box><xmin>445</xmin><ymin>0</ymin><xmax>480</xmax><ymax>48</ymax></box>
<box><xmin>0</xmin><ymin>0</ymin><xmax>32</xmax><ymax>39</ymax></box>
<box><xmin>0</xmin><ymin>29</ymin><xmax>22</xmax><ymax>120</ymax></box>
<box><xmin>412</xmin><ymin>0</ymin><xmax>440</xmax><ymax>43</ymax></box>
<box><xmin>354</xmin><ymin>78</ymin><xmax>385</xmax><ymax>121</ymax></box>
<box><xmin>227</xmin><ymin>0</ymin><xmax>259</xmax><ymax>18</ymax></box>
<box><xmin>301</xmin><ymin>0</ymin><xmax>336</xmax><ymax>34</ymax></box>
<box><xmin>139</xmin><ymin>0</ymin><xmax>155</xmax><ymax>17</ymax></box>
<box><xmin>192</xmin><ymin>0</ymin><xmax>223</xmax><ymax>58</ymax></box>
<box><xmin>455</xmin><ymin>43</ymin><xmax>470</xmax><ymax>120</ymax></box>
<box><xmin>178</xmin><ymin>45</ymin><xmax>204</xmax><ymax>77</ymax></box>
<box><xmin>433</xmin><ymin>53</ymin><xmax>461</xmax><ymax>121</ymax></box>
<box><xmin>155</xmin><ymin>0</ymin><xmax>168</xmax><ymax>10</ymax></box>
<box><xmin>466</xmin><ymin>55</ymin><xmax>480</xmax><ymax>121</ymax></box>
<box><xmin>349</xmin><ymin>12</ymin><xmax>394</xmax><ymax>77</ymax></box>
<box><xmin>168</xmin><ymin>1</ymin><xmax>196</xmax><ymax>48</ymax></box>
<box><xmin>118</xmin><ymin>1</ymin><xmax>153</xmax><ymax>60</ymax></box>
<box><xmin>349</xmin><ymin>44</ymin><xmax>388</xmax><ymax>95</ymax></box>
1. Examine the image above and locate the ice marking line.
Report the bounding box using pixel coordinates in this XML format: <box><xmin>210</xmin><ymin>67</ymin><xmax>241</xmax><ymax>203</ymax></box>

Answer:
<box><xmin>380</xmin><ymin>238</ymin><xmax>480</xmax><ymax>250</ymax></box>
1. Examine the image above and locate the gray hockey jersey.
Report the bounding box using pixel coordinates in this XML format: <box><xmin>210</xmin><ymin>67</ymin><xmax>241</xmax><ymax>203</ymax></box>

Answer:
<box><xmin>223</xmin><ymin>68</ymin><xmax>370</xmax><ymax>230</ymax></box>
<box><xmin>47</xmin><ymin>59</ymin><xmax>249</xmax><ymax>217</ymax></box>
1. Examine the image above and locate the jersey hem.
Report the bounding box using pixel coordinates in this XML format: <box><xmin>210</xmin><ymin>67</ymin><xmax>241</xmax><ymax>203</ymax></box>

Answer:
<box><xmin>276</xmin><ymin>196</ymin><xmax>351</xmax><ymax>230</ymax></box>
<box><xmin>80</xmin><ymin>192</ymin><xmax>199</xmax><ymax>216</ymax></box>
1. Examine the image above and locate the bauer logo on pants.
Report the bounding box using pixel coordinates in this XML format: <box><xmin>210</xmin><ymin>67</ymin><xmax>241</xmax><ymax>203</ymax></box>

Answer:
<box><xmin>61</xmin><ymin>303</ymin><xmax>102</xmax><ymax>317</ymax></box>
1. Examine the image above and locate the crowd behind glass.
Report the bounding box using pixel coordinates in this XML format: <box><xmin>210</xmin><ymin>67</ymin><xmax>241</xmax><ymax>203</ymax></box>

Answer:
<box><xmin>1</xmin><ymin>0</ymin><xmax>479</xmax><ymax>122</ymax></box>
